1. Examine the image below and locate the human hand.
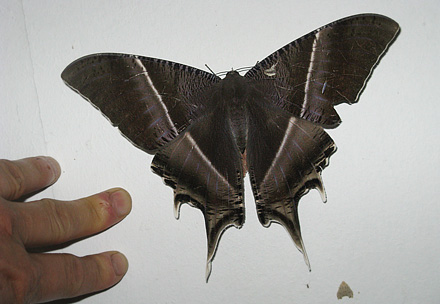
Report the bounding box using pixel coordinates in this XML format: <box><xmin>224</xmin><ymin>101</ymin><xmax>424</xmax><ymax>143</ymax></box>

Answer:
<box><xmin>0</xmin><ymin>156</ymin><xmax>131</xmax><ymax>303</ymax></box>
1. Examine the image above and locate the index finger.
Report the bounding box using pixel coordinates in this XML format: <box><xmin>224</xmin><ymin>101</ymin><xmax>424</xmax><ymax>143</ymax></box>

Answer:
<box><xmin>0</xmin><ymin>157</ymin><xmax>61</xmax><ymax>200</ymax></box>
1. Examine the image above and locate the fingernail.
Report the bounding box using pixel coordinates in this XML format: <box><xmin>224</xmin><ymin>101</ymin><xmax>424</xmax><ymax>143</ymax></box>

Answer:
<box><xmin>109</xmin><ymin>189</ymin><xmax>132</xmax><ymax>217</ymax></box>
<box><xmin>111</xmin><ymin>252</ymin><xmax>129</xmax><ymax>276</ymax></box>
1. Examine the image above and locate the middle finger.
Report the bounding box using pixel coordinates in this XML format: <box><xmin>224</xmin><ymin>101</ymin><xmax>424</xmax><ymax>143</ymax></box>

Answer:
<box><xmin>12</xmin><ymin>188</ymin><xmax>131</xmax><ymax>247</ymax></box>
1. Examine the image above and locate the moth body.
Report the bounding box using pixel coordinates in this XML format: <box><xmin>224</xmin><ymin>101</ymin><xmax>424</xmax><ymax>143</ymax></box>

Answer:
<box><xmin>217</xmin><ymin>71</ymin><xmax>250</xmax><ymax>154</ymax></box>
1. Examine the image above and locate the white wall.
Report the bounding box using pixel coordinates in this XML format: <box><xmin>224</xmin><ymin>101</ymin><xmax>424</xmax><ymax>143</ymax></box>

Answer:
<box><xmin>1</xmin><ymin>0</ymin><xmax>439</xmax><ymax>303</ymax></box>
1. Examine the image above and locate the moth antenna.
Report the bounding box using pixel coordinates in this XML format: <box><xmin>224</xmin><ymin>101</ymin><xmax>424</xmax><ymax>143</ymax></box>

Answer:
<box><xmin>235</xmin><ymin>66</ymin><xmax>254</xmax><ymax>73</ymax></box>
<box><xmin>205</xmin><ymin>64</ymin><xmax>217</xmax><ymax>76</ymax></box>
<box><xmin>216</xmin><ymin>70</ymin><xmax>230</xmax><ymax>77</ymax></box>
<box><xmin>216</xmin><ymin>66</ymin><xmax>254</xmax><ymax>77</ymax></box>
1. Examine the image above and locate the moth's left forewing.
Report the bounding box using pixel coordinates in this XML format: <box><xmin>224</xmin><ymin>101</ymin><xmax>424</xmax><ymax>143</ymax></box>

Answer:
<box><xmin>61</xmin><ymin>54</ymin><xmax>220</xmax><ymax>153</ymax></box>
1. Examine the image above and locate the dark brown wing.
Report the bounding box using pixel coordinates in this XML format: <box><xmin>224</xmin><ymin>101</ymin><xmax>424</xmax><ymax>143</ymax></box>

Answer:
<box><xmin>246</xmin><ymin>98</ymin><xmax>336</xmax><ymax>268</ymax></box>
<box><xmin>151</xmin><ymin>111</ymin><xmax>245</xmax><ymax>281</ymax></box>
<box><xmin>245</xmin><ymin>14</ymin><xmax>400</xmax><ymax>128</ymax></box>
<box><xmin>62</xmin><ymin>53</ymin><xmax>220</xmax><ymax>153</ymax></box>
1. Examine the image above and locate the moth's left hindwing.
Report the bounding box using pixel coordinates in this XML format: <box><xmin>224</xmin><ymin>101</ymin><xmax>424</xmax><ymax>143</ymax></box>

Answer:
<box><xmin>151</xmin><ymin>111</ymin><xmax>245</xmax><ymax>280</ymax></box>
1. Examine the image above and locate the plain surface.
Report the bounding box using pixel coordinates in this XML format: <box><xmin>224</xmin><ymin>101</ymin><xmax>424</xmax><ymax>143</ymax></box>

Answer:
<box><xmin>1</xmin><ymin>0</ymin><xmax>439</xmax><ymax>303</ymax></box>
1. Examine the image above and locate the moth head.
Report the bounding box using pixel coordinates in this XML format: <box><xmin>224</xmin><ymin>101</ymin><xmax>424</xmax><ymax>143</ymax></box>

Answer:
<box><xmin>225</xmin><ymin>70</ymin><xmax>240</xmax><ymax>77</ymax></box>
<box><xmin>221</xmin><ymin>70</ymin><xmax>247</xmax><ymax>98</ymax></box>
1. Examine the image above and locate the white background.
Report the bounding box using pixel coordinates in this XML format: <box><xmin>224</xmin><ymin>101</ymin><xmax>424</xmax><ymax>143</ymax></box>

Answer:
<box><xmin>1</xmin><ymin>0</ymin><xmax>439</xmax><ymax>303</ymax></box>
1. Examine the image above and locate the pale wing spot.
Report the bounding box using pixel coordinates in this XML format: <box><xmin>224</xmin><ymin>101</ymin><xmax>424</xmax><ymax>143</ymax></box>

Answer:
<box><xmin>264</xmin><ymin>62</ymin><xmax>278</xmax><ymax>77</ymax></box>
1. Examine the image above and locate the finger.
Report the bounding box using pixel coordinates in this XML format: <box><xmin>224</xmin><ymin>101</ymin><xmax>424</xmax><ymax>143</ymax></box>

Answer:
<box><xmin>14</xmin><ymin>188</ymin><xmax>132</xmax><ymax>247</ymax></box>
<box><xmin>30</xmin><ymin>251</ymin><xmax>128</xmax><ymax>302</ymax></box>
<box><xmin>0</xmin><ymin>156</ymin><xmax>61</xmax><ymax>200</ymax></box>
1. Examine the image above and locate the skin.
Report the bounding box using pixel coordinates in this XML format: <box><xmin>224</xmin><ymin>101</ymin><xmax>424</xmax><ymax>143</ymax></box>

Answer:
<box><xmin>0</xmin><ymin>156</ymin><xmax>131</xmax><ymax>303</ymax></box>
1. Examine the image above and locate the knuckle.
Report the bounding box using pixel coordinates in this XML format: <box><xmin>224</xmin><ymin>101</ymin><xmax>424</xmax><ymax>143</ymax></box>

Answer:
<box><xmin>0</xmin><ymin>201</ymin><xmax>15</xmax><ymax>236</ymax></box>
<box><xmin>62</xmin><ymin>255</ymin><xmax>115</xmax><ymax>297</ymax></box>
<box><xmin>62</xmin><ymin>256</ymin><xmax>87</xmax><ymax>296</ymax></box>
<box><xmin>86</xmin><ymin>255</ymin><xmax>115</xmax><ymax>288</ymax></box>
<box><xmin>42</xmin><ymin>199</ymin><xmax>74</xmax><ymax>242</ymax></box>
<box><xmin>0</xmin><ymin>159</ymin><xmax>26</xmax><ymax>199</ymax></box>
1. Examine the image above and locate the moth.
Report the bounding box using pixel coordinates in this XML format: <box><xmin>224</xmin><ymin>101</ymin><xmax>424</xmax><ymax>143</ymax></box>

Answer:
<box><xmin>62</xmin><ymin>14</ymin><xmax>399</xmax><ymax>280</ymax></box>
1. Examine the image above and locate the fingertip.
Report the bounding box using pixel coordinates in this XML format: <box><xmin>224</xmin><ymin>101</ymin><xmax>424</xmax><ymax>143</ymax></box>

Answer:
<box><xmin>40</xmin><ymin>156</ymin><xmax>61</xmax><ymax>184</ymax></box>
<box><xmin>107</xmin><ymin>188</ymin><xmax>132</xmax><ymax>218</ymax></box>
<box><xmin>0</xmin><ymin>156</ymin><xmax>62</xmax><ymax>200</ymax></box>
<box><xmin>110</xmin><ymin>252</ymin><xmax>129</xmax><ymax>277</ymax></box>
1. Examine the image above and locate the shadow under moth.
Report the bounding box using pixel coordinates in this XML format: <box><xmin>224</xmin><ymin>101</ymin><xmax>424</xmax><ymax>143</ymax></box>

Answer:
<box><xmin>62</xmin><ymin>14</ymin><xmax>399</xmax><ymax>281</ymax></box>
